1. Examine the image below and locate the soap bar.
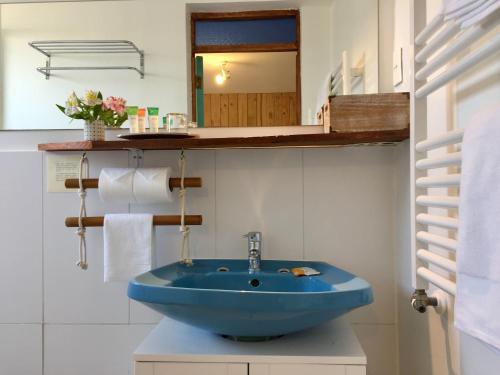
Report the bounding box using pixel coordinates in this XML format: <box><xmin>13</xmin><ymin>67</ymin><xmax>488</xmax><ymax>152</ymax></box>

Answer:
<box><xmin>291</xmin><ymin>267</ymin><xmax>321</xmax><ymax>277</ymax></box>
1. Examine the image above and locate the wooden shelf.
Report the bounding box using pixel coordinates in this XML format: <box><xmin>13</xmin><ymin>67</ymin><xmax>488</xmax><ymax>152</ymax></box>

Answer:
<box><xmin>38</xmin><ymin>129</ymin><xmax>409</xmax><ymax>151</ymax></box>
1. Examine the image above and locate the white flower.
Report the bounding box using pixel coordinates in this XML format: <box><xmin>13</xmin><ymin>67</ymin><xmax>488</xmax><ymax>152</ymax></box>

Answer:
<box><xmin>65</xmin><ymin>106</ymin><xmax>80</xmax><ymax>116</ymax></box>
<box><xmin>82</xmin><ymin>90</ymin><xmax>102</xmax><ymax>106</ymax></box>
<box><xmin>65</xmin><ymin>91</ymin><xmax>78</xmax><ymax>108</ymax></box>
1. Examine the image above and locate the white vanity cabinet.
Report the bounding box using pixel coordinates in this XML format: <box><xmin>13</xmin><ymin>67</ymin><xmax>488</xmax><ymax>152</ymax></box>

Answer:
<box><xmin>134</xmin><ymin>318</ymin><xmax>366</xmax><ymax>375</ymax></box>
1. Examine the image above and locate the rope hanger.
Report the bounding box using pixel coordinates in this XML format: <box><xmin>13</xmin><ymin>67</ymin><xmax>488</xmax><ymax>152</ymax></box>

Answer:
<box><xmin>73</xmin><ymin>150</ymin><xmax>195</xmax><ymax>269</ymax></box>
<box><xmin>179</xmin><ymin>150</ymin><xmax>193</xmax><ymax>265</ymax></box>
<box><xmin>76</xmin><ymin>153</ymin><xmax>89</xmax><ymax>270</ymax></box>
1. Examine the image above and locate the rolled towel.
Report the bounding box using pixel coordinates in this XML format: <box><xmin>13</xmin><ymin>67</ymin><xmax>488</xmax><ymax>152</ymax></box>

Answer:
<box><xmin>98</xmin><ymin>168</ymin><xmax>135</xmax><ymax>204</ymax></box>
<box><xmin>104</xmin><ymin>213</ymin><xmax>154</xmax><ymax>282</ymax></box>
<box><xmin>133</xmin><ymin>168</ymin><xmax>173</xmax><ymax>204</ymax></box>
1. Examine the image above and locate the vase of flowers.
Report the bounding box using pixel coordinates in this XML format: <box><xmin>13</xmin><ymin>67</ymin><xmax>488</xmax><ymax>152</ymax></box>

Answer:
<box><xmin>57</xmin><ymin>90</ymin><xmax>128</xmax><ymax>141</ymax></box>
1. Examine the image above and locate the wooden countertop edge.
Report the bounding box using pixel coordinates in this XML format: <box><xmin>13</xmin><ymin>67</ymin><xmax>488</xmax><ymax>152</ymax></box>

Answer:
<box><xmin>38</xmin><ymin>128</ymin><xmax>409</xmax><ymax>151</ymax></box>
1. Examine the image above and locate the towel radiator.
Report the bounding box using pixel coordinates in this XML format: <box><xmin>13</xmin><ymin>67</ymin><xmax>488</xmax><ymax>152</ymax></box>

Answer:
<box><xmin>410</xmin><ymin>0</ymin><xmax>499</xmax><ymax>313</ymax></box>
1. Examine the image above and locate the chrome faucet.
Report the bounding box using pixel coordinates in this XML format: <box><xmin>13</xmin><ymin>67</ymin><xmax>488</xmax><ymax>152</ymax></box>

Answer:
<box><xmin>244</xmin><ymin>231</ymin><xmax>262</xmax><ymax>273</ymax></box>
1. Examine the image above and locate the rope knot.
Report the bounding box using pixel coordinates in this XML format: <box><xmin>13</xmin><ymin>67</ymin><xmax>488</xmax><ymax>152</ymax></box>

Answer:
<box><xmin>178</xmin><ymin>188</ymin><xmax>186</xmax><ymax>198</ymax></box>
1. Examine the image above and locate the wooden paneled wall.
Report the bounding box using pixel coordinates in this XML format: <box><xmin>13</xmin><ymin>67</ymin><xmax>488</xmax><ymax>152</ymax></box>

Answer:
<box><xmin>204</xmin><ymin>92</ymin><xmax>297</xmax><ymax>127</ymax></box>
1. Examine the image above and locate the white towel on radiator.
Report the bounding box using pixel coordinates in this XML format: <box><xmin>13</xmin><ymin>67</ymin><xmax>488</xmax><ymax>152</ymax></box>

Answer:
<box><xmin>443</xmin><ymin>0</ymin><xmax>488</xmax><ymax>18</ymax></box>
<box><xmin>460</xmin><ymin>0</ymin><xmax>500</xmax><ymax>28</ymax></box>
<box><xmin>103</xmin><ymin>214</ymin><xmax>154</xmax><ymax>282</ymax></box>
<box><xmin>455</xmin><ymin>106</ymin><xmax>500</xmax><ymax>351</ymax></box>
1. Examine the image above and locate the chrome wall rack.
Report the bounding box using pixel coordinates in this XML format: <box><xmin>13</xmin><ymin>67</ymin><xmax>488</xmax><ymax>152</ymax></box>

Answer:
<box><xmin>28</xmin><ymin>40</ymin><xmax>144</xmax><ymax>79</ymax></box>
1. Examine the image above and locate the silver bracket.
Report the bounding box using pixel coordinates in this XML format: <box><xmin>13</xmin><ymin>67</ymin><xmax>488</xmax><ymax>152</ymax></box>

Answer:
<box><xmin>44</xmin><ymin>56</ymin><xmax>51</xmax><ymax>80</ymax></box>
<box><xmin>127</xmin><ymin>148</ymin><xmax>144</xmax><ymax>168</ymax></box>
<box><xmin>139</xmin><ymin>51</ymin><xmax>145</xmax><ymax>79</ymax></box>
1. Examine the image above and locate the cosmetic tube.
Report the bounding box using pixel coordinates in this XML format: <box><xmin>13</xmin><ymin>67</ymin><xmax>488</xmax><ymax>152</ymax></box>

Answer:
<box><xmin>147</xmin><ymin>107</ymin><xmax>160</xmax><ymax>133</ymax></box>
<box><xmin>126</xmin><ymin>106</ymin><xmax>139</xmax><ymax>133</ymax></box>
<box><xmin>137</xmin><ymin>108</ymin><xmax>146</xmax><ymax>133</ymax></box>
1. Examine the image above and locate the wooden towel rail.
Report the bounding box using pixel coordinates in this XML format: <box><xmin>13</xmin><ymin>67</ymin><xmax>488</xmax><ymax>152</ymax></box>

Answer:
<box><xmin>65</xmin><ymin>177</ymin><xmax>202</xmax><ymax>190</ymax></box>
<box><xmin>65</xmin><ymin>215</ymin><xmax>203</xmax><ymax>227</ymax></box>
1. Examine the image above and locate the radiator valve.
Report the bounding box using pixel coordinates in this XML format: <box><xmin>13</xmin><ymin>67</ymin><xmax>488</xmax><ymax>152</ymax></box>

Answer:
<box><xmin>411</xmin><ymin>289</ymin><xmax>438</xmax><ymax>313</ymax></box>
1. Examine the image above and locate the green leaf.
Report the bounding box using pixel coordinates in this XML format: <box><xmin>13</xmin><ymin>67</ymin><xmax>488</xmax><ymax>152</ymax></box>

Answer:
<box><xmin>97</xmin><ymin>91</ymin><xmax>103</xmax><ymax>100</ymax></box>
<box><xmin>56</xmin><ymin>104</ymin><xmax>66</xmax><ymax>114</ymax></box>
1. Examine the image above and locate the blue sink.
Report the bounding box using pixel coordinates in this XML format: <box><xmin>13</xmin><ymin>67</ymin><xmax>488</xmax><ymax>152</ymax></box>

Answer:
<box><xmin>128</xmin><ymin>259</ymin><xmax>373</xmax><ymax>338</ymax></box>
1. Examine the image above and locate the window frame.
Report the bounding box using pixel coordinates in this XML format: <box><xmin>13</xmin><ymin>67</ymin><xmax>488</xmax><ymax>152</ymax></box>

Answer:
<box><xmin>190</xmin><ymin>9</ymin><xmax>301</xmax><ymax>126</ymax></box>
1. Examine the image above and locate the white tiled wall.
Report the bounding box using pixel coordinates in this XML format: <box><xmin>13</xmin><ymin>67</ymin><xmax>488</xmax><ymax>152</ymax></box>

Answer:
<box><xmin>0</xmin><ymin>146</ymin><xmax>401</xmax><ymax>375</ymax></box>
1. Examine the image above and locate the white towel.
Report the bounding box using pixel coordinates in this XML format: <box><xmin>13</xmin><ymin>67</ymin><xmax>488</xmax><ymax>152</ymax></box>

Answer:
<box><xmin>443</xmin><ymin>0</ymin><xmax>488</xmax><ymax>18</ymax></box>
<box><xmin>103</xmin><ymin>214</ymin><xmax>154</xmax><ymax>282</ymax></box>
<box><xmin>455</xmin><ymin>106</ymin><xmax>500</xmax><ymax>351</ymax></box>
<box><xmin>99</xmin><ymin>168</ymin><xmax>135</xmax><ymax>204</ymax></box>
<box><xmin>442</xmin><ymin>0</ymin><xmax>499</xmax><ymax>28</ymax></box>
<box><xmin>460</xmin><ymin>0</ymin><xmax>500</xmax><ymax>28</ymax></box>
<box><xmin>133</xmin><ymin>168</ymin><xmax>173</xmax><ymax>204</ymax></box>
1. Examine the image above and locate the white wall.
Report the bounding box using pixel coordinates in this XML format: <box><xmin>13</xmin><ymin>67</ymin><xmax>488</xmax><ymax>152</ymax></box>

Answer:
<box><xmin>0</xmin><ymin>129</ymin><xmax>400</xmax><ymax>375</ymax></box>
<box><xmin>330</xmin><ymin>0</ymin><xmax>379</xmax><ymax>94</ymax></box>
<box><xmin>0</xmin><ymin>0</ymin><xmax>331</xmax><ymax>129</ymax></box>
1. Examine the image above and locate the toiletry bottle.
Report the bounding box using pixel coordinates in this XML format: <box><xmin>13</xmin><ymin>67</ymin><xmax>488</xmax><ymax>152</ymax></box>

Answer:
<box><xmin>137</xmin><ymin>108</ymin><xmax>146</xmax><ymax>133</ymax></box>
<box><xmin>126</xmin><ymin>106</ymin><xmax>139</xmax><ymax>133</ymax></box>
<box><xmin>147</xmin><ymin>107</ymin><xmax>159</xmax><ymax>133</ymax></box>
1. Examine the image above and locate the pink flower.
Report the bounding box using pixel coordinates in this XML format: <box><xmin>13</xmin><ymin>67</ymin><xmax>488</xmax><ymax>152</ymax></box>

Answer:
<box><xmin>103</xmin><ymin>96</ymin><xmax>126</xmax><ymax>115</ymax></box>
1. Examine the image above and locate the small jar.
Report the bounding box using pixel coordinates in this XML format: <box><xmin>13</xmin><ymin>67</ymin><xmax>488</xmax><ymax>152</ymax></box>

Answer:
<box><xmin>166</xmin><ymin>113</ymin><xmax>187</xmax><ymax>133</ymax></box>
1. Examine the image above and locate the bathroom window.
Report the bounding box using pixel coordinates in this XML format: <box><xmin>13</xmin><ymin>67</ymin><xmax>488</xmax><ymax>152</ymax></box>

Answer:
<box><xmin>190</xmin><ymin>10</ymin><xmax>301</xmax><ymax>127</ymax></box>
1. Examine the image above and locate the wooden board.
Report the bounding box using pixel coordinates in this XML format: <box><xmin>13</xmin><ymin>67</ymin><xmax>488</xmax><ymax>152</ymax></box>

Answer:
<box><xmin>38</xmin><ymin>128</ymin><xmax>409</xmax><ymax>151</ymax></box>
<box><xmin>262</xmin><ymin>93</ymin><xmax>274</xmax><ymax>126</ymax></box>
<box><xmin>210</xmin><ymin>94</ymin><xmax>220</xmax><ymax>126</ymax></box>
<box><xmin>204</xmin><ymin>94</ymin><xmax>212</xmax><ymax>128</ymax></box>
<box><xmin>325</xmin><ymin>93</ymin><xmax>410</xmax><ymax>132</ymax></box>
<box><xmin>204</xmin><ymin>92</ymin><xmax>296</xmax><ymax>127</ymax></box>
<box><xmin>238</xmin><ymin>94</ymin><xmax>248</xmax><ymax>127</ymax></box>
<box><xmin>228</xmin><ymin>94</ymin><xmax>238</xmax><ymax>126</ymax></box>
<box><xmin>220</xmin><ymin>95</ymin><xmax>229</xmax><ymax>127</ymax></box>
<box><xmin>247</xmin><ymin>93</ymin><xmax>258</xmax><ymax>125</ymax></box>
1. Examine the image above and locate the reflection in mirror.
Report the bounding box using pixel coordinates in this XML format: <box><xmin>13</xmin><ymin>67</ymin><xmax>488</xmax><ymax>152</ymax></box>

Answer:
<box><xmin>0</xmin><ymin>0</ymin><xmax>378</xmax><ymax>131</ymax></box>
<box><xmin>198</xmin><ymin>52</ymin><xmax>297</xmax><ymax>127</ymax></box>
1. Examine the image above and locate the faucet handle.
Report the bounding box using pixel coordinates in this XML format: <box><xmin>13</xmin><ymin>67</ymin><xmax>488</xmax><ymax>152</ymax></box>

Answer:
<box><xmin>243</xmin><ymin>231</ymin><xmax>262</xmax><ymax>242</ymax></box>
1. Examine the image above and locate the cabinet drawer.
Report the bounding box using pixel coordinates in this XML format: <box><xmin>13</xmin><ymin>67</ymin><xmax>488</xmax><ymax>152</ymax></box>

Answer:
<box><xmin>250</xmin><ymin>364</ymin><xmax>347</xmax><ymax>375</ymax></box>
<box><xmin>152</xmin><ymin>362</ymin><xmax>246</xmax><ymax>375</ymax></box>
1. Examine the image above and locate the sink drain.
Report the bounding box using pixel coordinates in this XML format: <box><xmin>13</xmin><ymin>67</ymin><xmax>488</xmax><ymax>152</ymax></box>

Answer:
<box><xmin>277</xmin><ymin>268</ymin><xmax>290</xmax><ymax>274</ymax></box>
<box><xmin>249</xmin><ymin>279</ymin><xmax>260</xmax><ymax>287</ymax></box>
<box><xmin>217</xmin><ymin>266</ymin><xmax>230</xmax><ymax>272</ymax></box>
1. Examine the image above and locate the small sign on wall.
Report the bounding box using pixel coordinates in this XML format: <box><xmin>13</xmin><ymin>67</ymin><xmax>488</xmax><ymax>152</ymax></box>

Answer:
<box><xmin>46</xmin><ymin>154</ymin><xmax>81</xmax><ymax>193</ymax></box>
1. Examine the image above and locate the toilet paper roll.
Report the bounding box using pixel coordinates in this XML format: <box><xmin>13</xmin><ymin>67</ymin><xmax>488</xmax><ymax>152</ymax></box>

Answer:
<box><xmin>98</xmin><ymin>168</ymin><xmax>135</xmax><ymax>204</ymax></box>
<box><xmin>133</xmin><ymin>168</ymin><xmax>173</xmax><ymax>204</ymax></box>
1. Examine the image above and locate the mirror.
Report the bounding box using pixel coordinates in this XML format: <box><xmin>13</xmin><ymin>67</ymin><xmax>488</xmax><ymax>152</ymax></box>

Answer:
<box><xmin>0</xmin><ymin>0</ymin><xmax>378</xmax><ymax>130</ymax></box>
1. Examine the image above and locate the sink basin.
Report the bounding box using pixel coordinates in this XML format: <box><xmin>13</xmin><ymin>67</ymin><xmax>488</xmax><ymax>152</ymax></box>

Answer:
<box><xmin>128</xmin><ymin>259</ymin><xmax>373</xmax><ymax>338</ymax></box>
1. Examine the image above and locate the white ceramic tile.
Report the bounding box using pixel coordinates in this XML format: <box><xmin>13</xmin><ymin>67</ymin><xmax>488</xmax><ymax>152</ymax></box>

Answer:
<box><xmin>303</xmin><ymin>148</ymin><xmax>396</xmax><ymax>325</ymax></box>
<box><xmin>215</xmin><ymin>149</ymin><xmax>303</xmax><ymax>260</ymax></box>
<box><xmin>0</xmin><ymin>152</ymin><xmax>43</xmax><ymax>323</ymax></box>
<box><xmin>352</xmin><ymin>324</ymin><xmax>397</xmax><ymax>375</ymax></box>
<box><xmin>0</xmin><ymin>324</ymin><xmax>42</xmax><ymax>375</ymax></box>
<box><xmin>43</xmin><ymin>151</ymin><xmax>130</xmax><ymax>323</ymax></box>
<box><xmin>129</xmin><ymin>150</ymin><xmax>216</xmax><ymax>324</ymax></box>
<box><xmin>44</xmin><ymin>324</ymin><xmax>154</xmax><ymax>375</ymax></box>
